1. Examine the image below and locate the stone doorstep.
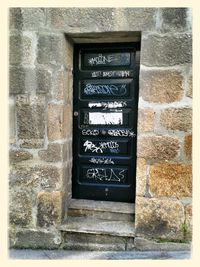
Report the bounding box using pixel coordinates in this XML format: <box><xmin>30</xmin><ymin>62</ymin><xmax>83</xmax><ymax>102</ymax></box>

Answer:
<box><xmin>60</xmin><ymin>217</ymin><xmax>135</xmax><ymax>251</ymax></box>
<box><xmin>67</xmin><ymin>209</ymin><xmax>134</xmax><ymax>221</ymax></box>
<box><xmin>67</xmin><ymin>199</ymin><xmax>135</xmax><ymax>221</ymax></box>
<box><xmin>61</xmin><ymin>233</ymin><xmax>134</xmax><ymax>251</ymax></box>
<box><xmin>68</xmin><ymin>198</ymin><xmax>135</xmax><ymax>213</ymax></box>
<box><xmin>60</xmin><ymin>217</ymin><xmax>135</xmax><ymax>237</ymax></box>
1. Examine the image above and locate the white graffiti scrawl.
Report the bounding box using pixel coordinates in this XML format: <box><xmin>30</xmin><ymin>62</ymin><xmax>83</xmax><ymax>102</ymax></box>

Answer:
<box><xmin>91</xmin><ymin>71</ymin><xmax>130</xmax><ymax>78</ymax></box>
<box><xmin>99</xmin><ymin>141</ymin><xmax>119</xmax><ymax>149</ymax></box>
<box><xmin>83</xmin><ymin>140</ymin><xmax>119</xmax><ymax>154</ymax></box>
<box><xmin>84</xmin><ymin>84</ymin><xmax>127</xmax><ymax>96</ymax></box>
<box><xmin>103</xmin><ymin>70</ymin><xmax>130</xmax><ymax>78</ymax></box>
<box><xmin>108</xmin><ymin>129</ymin><xmax>136</xmax><ymax>137</ymax></box>
<box><xmin>83</xmin><ymin>140</ymin><xmax>103</xmax><ymax>153</ymax></box>
<box><xmin>82</xmin><ymin>129</ymin><xmax>100</xmax><ymax>136</ymax></box>
<box><xmin>88</xmin><ymin>54</ymin><xmax>115</xmax><ymax>66</ymax></box>
<box><xmin>89</xmin><ymin>157</ymin><xmax>114</xmax><ymax>165</ymax></box>
<box><xmin>86</xmin><ymin>168</ymin><xmax>125</xmax><ymax>182</ymax></box>
<box><xmin>88</xmin><ymin>101</ymin><xmax>127</xmax><ymax>109</ymax></box>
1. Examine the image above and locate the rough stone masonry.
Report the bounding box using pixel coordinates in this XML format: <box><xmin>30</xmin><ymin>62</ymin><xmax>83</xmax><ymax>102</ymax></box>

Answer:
<box><xmin>9</xmin><ymin>8</ymin><xmax>192</xmax><ymax>249</ymax></box>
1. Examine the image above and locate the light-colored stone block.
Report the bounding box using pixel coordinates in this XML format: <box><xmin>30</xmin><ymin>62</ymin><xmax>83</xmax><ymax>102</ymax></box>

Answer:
<box><xmin>160</xmin><ymin>108</ymin><xmax>192</xmax><ymax>132</ymax></box>
<box><xmin>135</xmin><ymin>197</ymin><xmax>185</xmax><ymax>240</ymax></box>
<box><xmin>149</xmin><ymin>163</ymin><xmax>192</xmax><ymax>197</ymax></box>
<box><xmin>140</xmin><ymin>69</ymin><xmax>183</xmax><ymax>103</ymax></box>
<box><xmin>137</xmin><ymin>135</ymin><xmax>180</xmax><ymax>160</ymax></box>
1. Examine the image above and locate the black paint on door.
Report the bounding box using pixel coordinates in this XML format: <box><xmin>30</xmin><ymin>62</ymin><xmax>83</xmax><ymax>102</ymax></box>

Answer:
<box><xmin>72</xmin><ymin>42</ymin><xmax>140</xmax><ymax>203</ymax></box>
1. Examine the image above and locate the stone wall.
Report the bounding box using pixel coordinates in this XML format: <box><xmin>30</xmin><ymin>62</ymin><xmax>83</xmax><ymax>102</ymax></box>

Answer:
<box><xmin>135</xmin><ymin>8</ymin><xmax>192</xmax><ymax>243</ymax></box>
<box><xmin>9</xmin><ymin>8</ymin><xmax>192</xmax><ymax>248</ymax></box>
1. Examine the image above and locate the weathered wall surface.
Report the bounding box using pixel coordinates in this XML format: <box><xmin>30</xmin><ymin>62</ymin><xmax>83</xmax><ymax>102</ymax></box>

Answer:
<box><xmin>135</xmin><ymin>8</ymin><xmax>192</xmax><ymax>244</ymax></box>
<box><xmin>9</xmin><ymin>8</ymin><xmax>192</xmax><ymax>248</ymax></box>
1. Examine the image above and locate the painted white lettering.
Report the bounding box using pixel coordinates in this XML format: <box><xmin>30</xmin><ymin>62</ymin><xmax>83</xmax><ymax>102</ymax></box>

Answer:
<box><xmin>83</xmin><ymin>140</ymin><xmax>120</xmax><ymax>154</ymax></box>
<box><xmin>108</xmin><ymin>129</ymin><xmax>136</xmax><ymax>137</ymax></box>
<box><xmin>91</xmin><ymin>71</ymin><xmax>102</xmax><ymax>78</ymax></box>
<box><xmin>88</xmin><ymin>101</ymin><xmax>127</xmax><ymax>109</ymax></box>
<box><xmin>91</xmin><ymin>71</ymin><xmax>130</xmax><ymax>78</ymax></box>
<box><xmin>103</xmin><ymin>71</ymin><xmax>130</xmax><ymax>78</ymax></box>
<box><xmin>82</xmin><ymin>129</ymin><xmax>100</xmax><ymax>136</ymax></box>
<box><xmin>83</xmin><ymin>140</ymin><xmax>103</xmax><ymax>153</ymax></box>
<box><xmin>99</xmin><ymin>141</ymin><xmax>119</xmax><ymax>149</ymax></box>
<box><xmin>86</xmin><ymin>168</ymin><xmax>125</xmax><ymax>182</ymax></box>
<box><xmin>89</xmin><ymin>157</ymin><xmax>114</xmax><ymax>165</ymax></box>
<box><xmin>88</xmin><ymin>54</ymin><xmax>115</xmax><ymax>66</ymax></box>
<box><xmin>84</xmin><ymin>84</ymin><xmax>127</xmax><ymax>96</ymax></box>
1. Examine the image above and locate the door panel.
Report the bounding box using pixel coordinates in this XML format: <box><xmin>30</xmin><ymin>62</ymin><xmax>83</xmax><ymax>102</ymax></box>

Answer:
<box><xmin>80</xmin><ymin>166</ymin><xmax>130</xmax><ymax>184</ymax></box>
<box><xmin>80</xmin><ymin>138</ymin><xmax>131</xmax><ymax>155</ymax></box>
<box><xmin>81</xmin><ymin>52</ymin><xmax>131</xmax><ymax>69</ymax></box>
<box><xmin>72</xmin><ymin>43</ymin><xmax>140</xmax><ymax>203</ymax></box>
<box><xmin>81</xmin><ymin>79</ymin><xmax>133</xmax><ymax>99</ymax></box>
<box><xmin>80</xmin><ymin>108</ymin><xmax>134</xmax><ymax>127</ymax></box>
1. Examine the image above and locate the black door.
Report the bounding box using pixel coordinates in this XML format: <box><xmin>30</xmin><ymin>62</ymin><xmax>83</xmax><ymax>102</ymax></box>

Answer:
<box><xmin>72</xmin><ymin>42</ymin><xmax>140</xmax><ymax>203</ymax></box>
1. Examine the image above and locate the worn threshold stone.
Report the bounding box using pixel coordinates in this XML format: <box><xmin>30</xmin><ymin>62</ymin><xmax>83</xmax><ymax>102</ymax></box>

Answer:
<box><xmin>69</xmin><ymin>199</ymin><xmax>135</xmax><ymax>214</ymax></box>
<box><xmin>67</xmin><ymin>209</ymin><xmax>134</xmax><ymax>222</ymax></box>
<box><xmin>60</xmin><ymin>217</ymin><xmax>135</xmax><ymax>237</ymax></box>
<box><xmin>61</xmin><ymin>232</ymin><xmax>130</xmax><ymax>251</ymax></box>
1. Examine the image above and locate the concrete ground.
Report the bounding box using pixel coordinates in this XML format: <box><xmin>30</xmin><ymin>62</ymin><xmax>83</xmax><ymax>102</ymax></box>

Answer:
<box><xmin>9</xmin><ymin>249</ymin><xmax>191</xmax><ymax>260</ymax></box>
